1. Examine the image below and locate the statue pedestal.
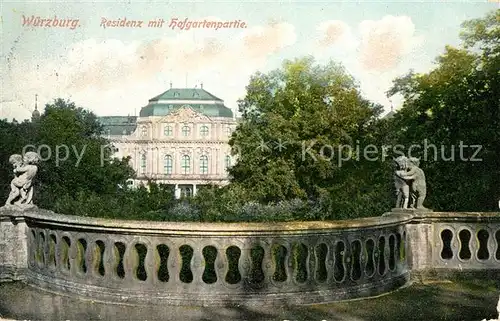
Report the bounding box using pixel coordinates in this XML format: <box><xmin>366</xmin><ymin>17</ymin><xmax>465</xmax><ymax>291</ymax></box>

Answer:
<box><xmin>0</xmin><ymin>204</ymin><xmax>38</xmax><ymax>213</ymax></box>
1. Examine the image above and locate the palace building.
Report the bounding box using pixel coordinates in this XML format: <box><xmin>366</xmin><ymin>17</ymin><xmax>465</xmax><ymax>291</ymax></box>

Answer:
<box><xmin>98</xmin><ymin>84</ymin><xmax>238</xmax><ymax>198</ymax></box>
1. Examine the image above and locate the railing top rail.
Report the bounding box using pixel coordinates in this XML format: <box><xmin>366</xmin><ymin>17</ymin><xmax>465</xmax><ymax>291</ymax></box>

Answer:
<box><xmin>0</xmin><ymin>208</ymin><xmax>412</xmax><ymax>236</ymax></box>
<box><xmin>402</xmin><ymin>211</ymin><xmax>500</xmax><ymax>223</ymax></box>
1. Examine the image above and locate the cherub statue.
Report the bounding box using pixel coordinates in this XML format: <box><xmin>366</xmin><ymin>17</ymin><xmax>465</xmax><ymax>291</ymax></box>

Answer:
<box><xmin>395</xmin><ymin>157</ymin><xmax>428</xmax><ymax>210</ymax></box>
<box><xmin>393</xmin><ymin>156</ymin><xmax>411</xmax><ymax>209</ymax></box>
<box><xmin>4</xmin><ymin>151</ymin><xmax>40</xmax><ymax>208</ymax></box>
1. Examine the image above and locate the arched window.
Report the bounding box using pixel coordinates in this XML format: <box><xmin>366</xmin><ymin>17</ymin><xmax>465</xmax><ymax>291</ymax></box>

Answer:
<box><xmin>141</xmin><ymin>126</ymin><xmax>147</xmax><ymax>137</ymax></box>
<box><xmin>225</xmin><ymin>155</ymin><xmax>231</xmax><ymax>169</ymax></box>
<box><xmin>200</xmin><ymin>125</ymin><xmax>209</xmax><ymax>137</ymax></box>
<box><xmin>181</xmin><ymin>125</ymin><xmax>191</xmax><ymax>137</ymax></box>
<box><xmin>164</xmin><ymin>155</ymin><xmax>173</xmax><ymax>174</ymax></box>
<box><xmin>199</xmin><ymin>155</ymin><xmax>208</xmax><ymax>174</ymax></box>
<box><xmin>181</xmin><ymin>155</ymin><xmax>191</xmax><ymax>174</ymax></box>
<box><xmin>226</xmin><ymin>126</ymin><xmax>232</xmax><ymax>136</ymax></box>
<box><xmin>164</xmin><ymin>126</ymin><xmax>173</xmax><ymax>136</ymax></box>
<box><xmin>140</xmin><ymin>154</ymin><xmax>147</xmax><ymax>174</ymax></box>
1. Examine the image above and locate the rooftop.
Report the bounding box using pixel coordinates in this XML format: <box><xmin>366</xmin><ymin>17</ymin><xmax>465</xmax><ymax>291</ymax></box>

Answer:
<box><xmin>149</xmin><ymin>87</ymin><xmax>223</xmax><ymax>102</ymax></box>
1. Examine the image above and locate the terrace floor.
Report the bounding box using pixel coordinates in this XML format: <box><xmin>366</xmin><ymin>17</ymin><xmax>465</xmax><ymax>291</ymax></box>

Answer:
<box><xmin>0</xmin><ymin>277</ymin><xmax>499</xmax><ymax>321</ymax></box>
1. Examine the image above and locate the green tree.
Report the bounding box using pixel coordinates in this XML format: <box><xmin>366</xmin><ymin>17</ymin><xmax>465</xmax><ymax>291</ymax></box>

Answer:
<box><xmin>229</xmin><ymin>56</ymin><xmax>392</xmax><ymax>218</ymax></box>
<box><xmin>0</xmin><ymin>99</ymin><xmax>136</xmax><ymax>209</ymax></box>
<box><xmin>386</xmin><ymin>9</ymin><xmax>500</xmax><ymax>211</ymax></box>
<box><xmin>34</xmin><ymin>98</ymin><xmax>136</xmax><ymax>209</ymax></box>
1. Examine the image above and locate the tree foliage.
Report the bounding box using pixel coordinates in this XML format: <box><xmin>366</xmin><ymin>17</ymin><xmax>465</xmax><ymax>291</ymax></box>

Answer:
<box><xmin>1</xmin><ymin>10</ymin><xmax>498</xmax><ymax>220</ymax></box>
<box><xmin>228</xmin><ymin>56</ymin><xmax>392</xmax><ymax>218</ymax></box>
<box><xmin>386</xmin><ymin>9</ymin><xmax>500</xmax><ymax>211</ymax></box>
<box><xmin>0</xmin><ymin>99</ymin><xmax>135</xmax><ymax>210</ymax></box>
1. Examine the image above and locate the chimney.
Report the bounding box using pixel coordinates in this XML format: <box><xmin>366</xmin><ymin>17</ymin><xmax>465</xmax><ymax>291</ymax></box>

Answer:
<box><xmin>200</xmin><ymin>82</ymin><xmax>203</xmax><ymax>89</ymax></box>
<box><xmin>170</xmin><ymin>82</ymin><xmax>172</xmax><ymax>89</ymax></box>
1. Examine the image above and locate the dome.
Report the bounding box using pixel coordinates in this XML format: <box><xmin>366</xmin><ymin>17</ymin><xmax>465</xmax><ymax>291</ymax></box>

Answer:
<box><xmin>140</xmin><ymin>87</ymin><xmax>234</xmax><ymax>118</ymax></box>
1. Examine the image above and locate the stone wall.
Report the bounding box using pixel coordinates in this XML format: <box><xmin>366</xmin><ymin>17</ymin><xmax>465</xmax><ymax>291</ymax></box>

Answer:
<box><xmin>0</xmin><ymin>208</ymin><xmax>499</xmax><ymax>307</ymax></box>
<box><xmin>0</xmin><ymin>211</ymin><xmax>28</xmax><ymax>282</ymax></box>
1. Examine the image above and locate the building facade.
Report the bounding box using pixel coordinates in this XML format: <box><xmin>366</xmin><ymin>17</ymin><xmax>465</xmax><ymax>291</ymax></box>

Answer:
<box><xmin>98</xmin><ymin>85</ymin><xmax>237</xmax><ymax>198</ymax></box>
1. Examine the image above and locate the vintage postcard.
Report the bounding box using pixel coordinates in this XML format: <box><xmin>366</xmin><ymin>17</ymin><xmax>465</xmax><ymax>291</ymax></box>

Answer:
<box><xmin>1</xmin><ymin>0</ymin><xmax>499</xmax><ymax>321</ymax></box>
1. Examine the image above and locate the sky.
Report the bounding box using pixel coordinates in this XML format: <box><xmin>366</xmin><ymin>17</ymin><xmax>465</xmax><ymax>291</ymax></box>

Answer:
<box><xmin>1</xmin><ymin>0</ymin><xmax>498</xmax><ymax>121</ymax></box>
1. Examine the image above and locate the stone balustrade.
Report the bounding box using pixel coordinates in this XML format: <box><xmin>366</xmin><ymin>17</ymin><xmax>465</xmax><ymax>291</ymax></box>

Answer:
<box><xmin>1</xmin><ymin>209</ymin><xmax>499</xmax><ymax>307</ymax></box>
<box><xmin>1</xmin><ymin>208</ymin><xmax>412</xmax><ymax>306</ymax></box>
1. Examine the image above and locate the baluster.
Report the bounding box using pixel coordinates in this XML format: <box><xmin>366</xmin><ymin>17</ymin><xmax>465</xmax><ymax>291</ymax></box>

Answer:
<box><xmin>52</xmin><ymin>234</ymin><xmax>60</xmax><ymax>274</ymax></box>
<box><xmin>384</xmin><ymin>234</ymin><xmax>390</xmax><ymax>275</ymax></box>
<box><xmin>487</xmin><ymin>228</ymin><xmax>496</xmax><ymax>263</ymax></box>
<box><xmin>214</xmin><ymin>246</ymin><xmax>225</xmax><ymax>286</ymax></box>
<box><xmin>42</xmin><ymin>230</ymin><xmax>49</xmax><ymax>270</ymax></box>
<box><xmin>359</xmin><ymin>240</ymin><xmax>366</xmax><ymax>282</ymax></box>
<box><xmin>190</xmin><ymin>244</ymin><xmax>203</xmax><ymax>284</ymax></box>
<box><xmin>68</xmin><ymin>236</ymin><xmax>79</xmax><ymax>277</ymax></box>
<box><xmin>123</xmin><ymin>242</ymin><xmax>138</xmax><ymax>282</ymax></box>
<box><xmin>325</xmin><ymin>242</ymin><xmax>334</xmax><ymax>284</ymax></box>
<box><xmin>471</xmin><ymin>227</ymin><xmax>479</xmax><ymax>261</ymax></box>
<box><xmin>103</xmin><ymin>239</ymin><xmax>116</xmax><ymax>280</ymax></box>
<box><xmin>144</xmin><ymin>243</ymin><xmax>158</xmax><ymax>285</ymax></box>
<box><xmin>307</xmin><ymin>242</ymin><xmax>315</xmax><ymax>284</ymax></box>
<box><xmin>261</xmin><ymin>243</ymin><xmax>272</xmax><ymax>287</ymax></box>
<box><xmin>167</xmin><ymin>243</ymin><xmax>181</xmax><ymax>285</ymax></box>
<box><xmin>238</xmin><ymin>247</ymin><xmax>252</xmax><ymax>285</ymax></box>
<box><xmin>85</xmin><ymin>238</ymin><xmax>95</xmax><ymax>277</ymax></box>
<box><xmin>28</xmin><ymin>229</ymin><xmax>36</xmax><ymax>268</ymax></box>
<box><xmin>284</xmin><ymin>243</ymin><xmax>293</xmax><ymax>286</ymax></box>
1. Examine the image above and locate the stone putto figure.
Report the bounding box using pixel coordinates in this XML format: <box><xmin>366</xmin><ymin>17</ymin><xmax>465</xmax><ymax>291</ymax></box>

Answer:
<box><xmin>393</xmin><ymin>155</ymin><xmax>428</xmax><ymax>210</ymax></box>
<box><xmin>3</xmin><ymin>151</ymin><xmax>40</xmax><ymax>209</ymax></box>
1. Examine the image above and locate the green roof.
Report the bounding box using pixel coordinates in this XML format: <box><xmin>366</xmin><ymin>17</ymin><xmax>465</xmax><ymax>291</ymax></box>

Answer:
<box><xmin>98</xmin><ymin>116</ymin><xmax>137</xmax><ymax>135</ymax></box>
<box><xmin>139</xmin><ymin>103</ymin><xmax>233</xmax><ymax>118</ymax></box>
<box><xmin>149</xmin><ymin>88</ymin><xmax>223</xmax><ymax>102</ymax></box>
<box><xmin>141</xmin><ymin>87</ymin><xmax>233</xmax><ymax>118</ymax></box>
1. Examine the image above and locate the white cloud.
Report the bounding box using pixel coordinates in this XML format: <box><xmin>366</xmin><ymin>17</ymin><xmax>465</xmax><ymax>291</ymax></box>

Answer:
<box><xmin>1</xmin><ymin>20</ymin><xmax>297</xmax><ymax>120</ymax></box>
<box><xmin>312</xmin><ymin>15</ymin><xmax>426</xmax><ymax>114</ymax></box>
<box><xmin>358</xmin><ymin>15</ymin><xmax>424</xmax><ymax>72</ymax></box>
<box><xmin>316</xmin><ymin>20</ymin><xmax>352</xmax><ymax>47</ymax></box>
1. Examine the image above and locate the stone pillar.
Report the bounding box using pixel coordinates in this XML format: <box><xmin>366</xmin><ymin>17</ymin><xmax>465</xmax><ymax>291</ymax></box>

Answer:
<box><xmin>193</xmin><ymin>184</ymin><xmax>197</xmax><ymax>196</ymax></box>
<box><xmin>385</xmin><ymin>210</ymin><xmax>434</xmax><ymax>281</ymax></box>
<box><xmin>210</xmin><ymin>147</ymin><xmax>216</xmax><ymax>174</ymax></box>
<box><xmin>174</xmin><ymin>184</ymin><xmax>181</xmax><ymax>199</ymax></box>
<box><xmin>0</xmin><ymin>210</ymin><xmax>28</xmax><ymax>282</ymax></box>
<box><xmin>173</xmin><ymin>149</ymin><xmax>178</xmax><ymax>175</ymax></box>
<box><xmin>216</xmin><ymin>148</ymin><xmax>220</xmax><ymax>175</ymax></box>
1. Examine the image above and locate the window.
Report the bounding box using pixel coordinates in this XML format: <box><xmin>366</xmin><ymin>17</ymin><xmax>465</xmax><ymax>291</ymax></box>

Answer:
<box><xmin>164</xmin><ymin>155</ymin><xmax>173</xmax><ymax>174</ymax></box>
<box><xmin>226</xmin><ymin>126</ymin><xmax>232</xmax><ymax>136</ymax></box>
<box><xmin>141</xmin><ymin>126</ymin><xmax>147</xmax><ymax>137</ymax></box>
<box><xmin>200</xmin><ymin>125</ymin><xmax>209</xmax><ymax>137</ymax></box>
<box><xmin>193</xmin><ymin>92</ymin><xmax>199</xmax><ymax>98</ymax></box>
<box><xmin>173</xmin><ymin>92</ymin><xmax>180</xmax><ymax>97</ymax></box>
<box><xmin>181</xmin><ymin>187</ymin><xmax>192</xmax><ymax>198</ymax></box>
<box><xmin>225</xmin><ymin>155</ymin><xmax>231</xmax><ymax>169</ymax></box>
<box><xmin>181</xmin><ymin>155</ymin><xmax>191</xmax><ymax>174</ymax></box>
<box><xmin>199</xmin><ymin>155</ymin><xmax>208</xmax><ymax>174</ymax></box>
<box><xmin>181</xmin><ymin>125</ymin><xmax>191</xmax><ymax>137</ymax></box>
<box><xmin>140</xmin><ymin>154</ymin><xmax>146</xmax><ymax>174</ymax></box>
<box><xmin>164</xmin><ymin>125</ymin><xmax>173</xmax><ymax>136</ymax></box>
